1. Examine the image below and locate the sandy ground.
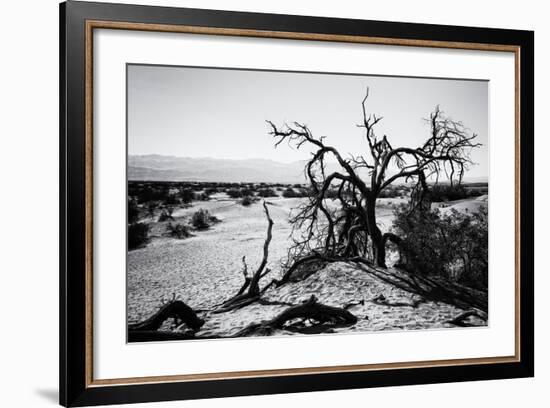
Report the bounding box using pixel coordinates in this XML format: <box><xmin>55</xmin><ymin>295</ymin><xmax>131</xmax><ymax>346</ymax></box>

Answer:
<box><xmin>127</xmin><ymin>195</ymin><xmax>487</xmax><ymax>337</ymax></box>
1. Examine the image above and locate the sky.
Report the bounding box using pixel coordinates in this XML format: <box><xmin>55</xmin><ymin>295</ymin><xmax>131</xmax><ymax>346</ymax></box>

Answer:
<box><xmin>127</xmin><ymin>64</ymin><xmax>488</xmax><ymax>179</ymax></box>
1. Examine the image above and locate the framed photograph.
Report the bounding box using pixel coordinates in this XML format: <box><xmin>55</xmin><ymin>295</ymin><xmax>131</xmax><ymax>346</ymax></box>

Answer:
<box><xmin>60</xmin><ymin>1</ymin><xmax>534</xmax><ymax>406</ymax></box>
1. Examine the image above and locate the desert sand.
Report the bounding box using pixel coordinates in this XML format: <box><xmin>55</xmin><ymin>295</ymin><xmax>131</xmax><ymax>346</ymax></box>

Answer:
<box><xmin>127</xmin><ymin>194</ymin><xmax>487</xmax><ymax>337</ymax></box>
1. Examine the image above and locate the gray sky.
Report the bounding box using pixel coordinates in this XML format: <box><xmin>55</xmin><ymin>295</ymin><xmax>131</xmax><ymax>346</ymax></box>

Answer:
<box><xmin>128</xmin><ymin>64</ymin><xmax>488</xmax><ymax>179</ymax></box>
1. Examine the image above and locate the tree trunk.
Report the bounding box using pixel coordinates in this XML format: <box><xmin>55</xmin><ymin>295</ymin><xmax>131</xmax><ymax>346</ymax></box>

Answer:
<box><xmin>365</xmin><ymin>198</ymin><xmax>386</xmax><ymax>267</ymax></box>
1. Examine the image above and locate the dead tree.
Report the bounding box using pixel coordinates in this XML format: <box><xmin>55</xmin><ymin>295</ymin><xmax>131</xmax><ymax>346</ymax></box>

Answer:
<box><xmin>268</xmin><ymin>87</ymin><xmax>481</xmax><ymax>269</ymax></box>
<box><xmin>215</xmin><ymin>201</ymin><xmax>275</xmax><ymax>312</ymax></box>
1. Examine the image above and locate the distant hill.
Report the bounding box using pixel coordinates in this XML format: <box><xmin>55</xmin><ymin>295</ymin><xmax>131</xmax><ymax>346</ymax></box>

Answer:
<box><xmin>128</xmin><ymin>154</ymin><xmax>488</xmax><ymax>184</ymax></box>
<box><xmin>128</xmin><ymin>155</ymin><xmax>310</xmax><ymax>183</ymax></box>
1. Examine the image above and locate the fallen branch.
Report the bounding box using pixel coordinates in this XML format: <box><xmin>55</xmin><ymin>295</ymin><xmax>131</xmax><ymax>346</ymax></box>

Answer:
<box><xmin>343</xmin><ymin>299</ymin><xmax>365</xmax><ymax>310</ymax></box>
<box><xmin>128</xmin><ymin>300</ymin><xmax>205</xmax><ymax>332</ymax></box>
<box><xmin>218</xmin><ymin>201</ymin><xmax>274</xmax><ymax>312</ymax></box>
<box><xmin>232</xmin><ymin>295</ymin><xmax>358</xmax><ymax>337</ymax></box>
<box><xmin>447</xmin><ymin>309</ymin><xmax>488</xmax><ymax>327</ymax></box>
<box><xmin>234</xmin><ymin>256</ymin><xmax>251</xmax><ymax>297</ymax></box>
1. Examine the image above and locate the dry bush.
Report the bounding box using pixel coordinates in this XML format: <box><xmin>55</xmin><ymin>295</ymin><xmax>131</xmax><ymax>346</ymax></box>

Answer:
<box><xmin>392</xmin><ymin>205</ymin><xmax>488</xmax><ymax>290</ymax></box>
<box><xmin>257</xmin><ymin>187</ymin><xmax>278</xmax><ymax>197</ymax></box>
<box><xmin>191</xmin><ymin>208</ymin><xmax>218</xmax><ymax>230</ymax></box>
<box><xmin>167</xmin><ymin>222</ymin><xmax>192</xmax><ymax>239</ymax></box>
<box><xmin>128</xmin><ymin>222</ymin><xmax>150</xmax><ymax>250</ymax></box>
<box><xmin>240</xmin><ymin>195</ymin><xmax>254</xmax><ymax>206</ymax></box>
<box><xmin>179</xmin><ymin>188</ymin><xmax>195</xmax><ymax>204</ymax></box>
<box><xmin>157</xmin><ymin>207</ymin><xmax>175</xmax><ymax>222</ymax></box>
<box><xmin>226</xmin><ymin>188</ymin><xmax>242</xmax><ymax>198</ymax></box>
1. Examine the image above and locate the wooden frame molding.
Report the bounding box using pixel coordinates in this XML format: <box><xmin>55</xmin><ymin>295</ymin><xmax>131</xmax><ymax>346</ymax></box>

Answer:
<box><xmin>84</xmin><ymin>19</ymin><xmax>521</xmax><ymax>388</ymax></box>
<box><xmin>60</xmin><ymin>2</ymin><xmax>534</xmax><ymax>405</ymax></box>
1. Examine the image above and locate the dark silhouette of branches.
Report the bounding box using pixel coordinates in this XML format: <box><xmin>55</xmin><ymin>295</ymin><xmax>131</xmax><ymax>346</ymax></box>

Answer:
<box><xmin>267</xmin><ymin>87</ymin><xmax>481</xmax><ymax>271</ymax></box>
<box><xmin>214</xmin><ymin>201</ymin><xmax>275</xmax><ymax>313</ymax></box>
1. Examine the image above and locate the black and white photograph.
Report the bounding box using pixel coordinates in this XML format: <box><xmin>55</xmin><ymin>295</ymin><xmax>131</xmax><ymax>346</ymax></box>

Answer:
<box><xmin>126</xmin><ymin>64</ymin><xmax>489</xmax><ymax>342</ymax></box>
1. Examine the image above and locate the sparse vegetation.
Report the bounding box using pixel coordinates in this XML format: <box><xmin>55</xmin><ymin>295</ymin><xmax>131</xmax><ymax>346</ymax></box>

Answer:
<box><xmin>378</xmin><ymin>187</ymin><xmax>401</xmax><ymax>198</ymax></box>
<box><xmin>128</xmin><ymin>222</ymin><xmax>150</xmax><ymax>250</ymax></box>
<box><xmin>428</xmin><ymin>183</ymin><xmax>485</xmax><ymax>202</ymax></box>
<box><xmin>167</xmin><ymin>222</ymin><xmax>192</xmax><ymax>239</ymax></box>
<box><xmin>240</xmin><ymin>187</ymin><xmax>255</xmax><ymax>197</ymax></box>
<box><xmin>226</xmin><ymin>188</ymin><xmax>243</xmax><ymax>198</ymax></box>
<box><xmin>257</xmin><ymin>187</ymin><xmax>277</xmax><ymax>197</ymax></box>
<box><xmin>196</xmin><ymin>192</ymin><xmax>210</xmax><ymax>201</ymax></box>
<box><xmin>204</xmin><ymin>187</ymin><xmax>219</xmax><ymax>195</ymax></box>
<box><xmin>281</xmin><ymin>187</ymin><xmax>309</xmax><ymax>198</ymax></box>
<box><xmin>179</xmin><ymin>188</ymin><xmax>195</xmax><ymax>204</ymax></box>
<box><xmin>158</xmin><ymin>207</ymin><xmax>175</xmax><ymax>222</ymax></box>
<box><xmin>281</xmin><ymin>187</ymin><xmax>298</xmax><ymax>198</ymax></box>
<box><xmin>392</xmin><ymin>205</ymin><xmax>488</xmax><ymax>290</ymax></box>
<box><xmin>191</xmin><ymin>209</ymin><xmax>215</xmax><ymax>230</ymax></box>
<box><xmin>128</xmin><ymin>198</ymin><xmax>140</xmax><ymax>224</ymax></box>
<box><xmin>164</xmin><ymin>194</ymin><xmax>180</xmax><ymax>205</ymax></box>
<box><xmin>240</xmin><ymin>195</ymin><xmax>254</xmax><ymax>206</ymax></box>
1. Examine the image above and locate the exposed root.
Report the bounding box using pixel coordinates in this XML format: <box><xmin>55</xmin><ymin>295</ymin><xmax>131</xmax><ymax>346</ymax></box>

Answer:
<box><xmin>370</xmin><ymin>294</ymin><xmax>425</xmax><ymax>308</ymax></box>
<box><xmin>357</xmin><ymin>264</ymin><xmax>488</xmax><ymax>313</ymax></box>
<box><xmin>272</xmin><ymin>253</ymin><xmax>373</xmax><ymax>288</ymax></box>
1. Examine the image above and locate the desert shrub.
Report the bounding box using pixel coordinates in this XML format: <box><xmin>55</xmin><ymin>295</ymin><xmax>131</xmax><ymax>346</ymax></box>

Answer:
<box><xmin>179</xmin><ymin>188</ymin><xmax>195</xmax><ymax>204</ymax></box>
<box><xmin>133</xmin><ymin>186</ymin><xmax>169</xmax><ymax>203</ymax></box>
<box><xmin>158</xmin><ymin>207</ymin><xmax>175</xmax><ymax>222</ymax></box>
<box><xmin>204</xmin><ymin>187</ymin><xmax>219</xmax><ymax>195</ymax></box>
<box><xmin>240</xmin><ymin>188</ymin><xmax>255</xmax><ymax>197</ymax></box>
<box><xmin>191</xmin><ymin>209</ymin><xmax>215</xmax><ymax>230</ymax></box>
<box><xmin>226</xmin><ymin>188</ymin><xmax>242</xmax><ymax>198</ymax></box>
<box><xmin>128</xmin><ymin>198</ymin><xmax>140</xmax><ymax>224</ymax></box>
<box><xmin>282</xmin><ymin>187</ymin><xmax>310</xmax><ymax>198</ymax></box>
<box><xmin>146</xmin><ymin>202</ymin><xmax>157</xmax><ymax>219</ymax></box>
<box><xmin>282</xmin><ymin>187</ymin><xmax>298</xmax><ymax>198</ymax></box>
<box><xmin>240</xmin><ymin>195</ymin><xmax>253</xmax><ymax>206</ymax></box>
<box><xmin>392</xmin><ymin>205</ymin><xmax>488</xmax><ymax>290</ymax></box>
<box><xmin>164</xmin><ymin>193</ymin><xmax>180</xmax><ymax>205</ymax></box>
<box><xmin>257</xmin><ymin>187</ymin><xmax>277</xmax><ymax>197</ymax></box>
<box><xmin>226</xmin><ymin>187</ymin><xmax>255</xmax><ymax>199</ymax></box>
<box><xmin>167</xmin><ymin>222</ymin><xmax>191</xmax><ymax>239</ymax></box>
<box><xmin>378</xmin><ymin>188</ymin><xmax>400</xmax><ymax>198</ymax></box>
<box><xmin>128</xmin><ymin>222</ymin><xmax>150</xmax><ymax>250</ymax></box>
<box><xmin>283</xmin><ymin>187</ymin><xmax>310</xmax><ymax>198</ymax></box>
<box><xmin>196</xmin><ymin>192</ymin><xmax>210</xmax><ymax>201</ymax></box>
<box><xmin>427</xmin><ymin>184</ymin><xmax>482</xmax><ymax>202</ymax></box>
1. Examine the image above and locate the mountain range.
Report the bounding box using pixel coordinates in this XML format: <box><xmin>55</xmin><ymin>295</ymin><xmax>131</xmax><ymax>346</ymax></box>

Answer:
<box><xmin>128</xmin><ymin>155</ymin><xmax>310</xmax><ymax>183</ymax></box>
<box><xmin>128</xmin><ymin>154</ymin><xmax>488</xmax><ymax>184</ymax></box>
